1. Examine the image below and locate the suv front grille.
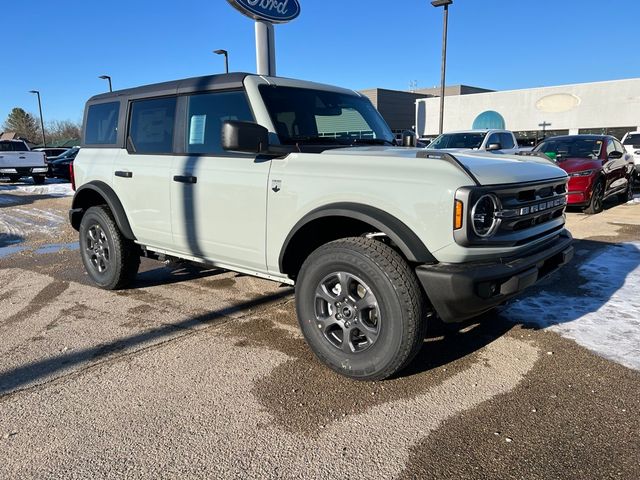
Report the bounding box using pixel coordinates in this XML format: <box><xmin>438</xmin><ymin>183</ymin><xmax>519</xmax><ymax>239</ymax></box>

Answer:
<box><xmin>455</xmin><ymin>178</ymin><xmax>569</xmax><ymax>247</ymax></box>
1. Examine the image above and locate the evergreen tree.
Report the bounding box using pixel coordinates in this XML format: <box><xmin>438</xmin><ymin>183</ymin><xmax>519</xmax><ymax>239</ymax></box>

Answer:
<box><xmin>2</xmin><ymin>108</ymin><xmax>42</xmax><ymax>143</ymax></box>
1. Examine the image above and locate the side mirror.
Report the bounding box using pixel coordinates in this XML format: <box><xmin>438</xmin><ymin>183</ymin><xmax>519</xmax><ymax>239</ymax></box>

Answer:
<box><xmin>402</xmin><ymin>130</ymin><xmax>417</xmax><ymax>147</ymax></box>
<box><xmin>222</xmin><ymin>121</ymin><xmax>269</xmax><ymax>154</ymax></box>
<box><xmin>608</xmin><ymin>150</ymin><xmax>623</xmax><ymax>160</ymax></box>
<box><xmin>486</xmin><ymin>143</ymin><xmax>502</xmax><ymax>151</ymax></box>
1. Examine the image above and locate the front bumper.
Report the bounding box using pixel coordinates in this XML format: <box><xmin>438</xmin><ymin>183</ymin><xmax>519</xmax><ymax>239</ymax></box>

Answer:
<box><xmin>415</xmin><ymin>231</ymin><xmax>574</xmax><ymax>323</ymax></box>
<box><xmin>566</xmin><ymin>175</ymin><xmax>596</xmax><ymax>206</ymax></box>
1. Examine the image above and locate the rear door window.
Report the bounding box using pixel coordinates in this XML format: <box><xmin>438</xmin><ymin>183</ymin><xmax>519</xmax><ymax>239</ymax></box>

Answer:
<box><xmin>128</xmin><ymin>97</ymin><xmax>177</xmax><ymax>154</ymax></box>
<box><xmin>85</xmin><ymin>102</ymin><xmax>120</xmax><ymax>145</ymax></box>
<box><xmin>185</xmin><ymin>90</ymin><xmax>254</xmax><ymax>154</ymax></box>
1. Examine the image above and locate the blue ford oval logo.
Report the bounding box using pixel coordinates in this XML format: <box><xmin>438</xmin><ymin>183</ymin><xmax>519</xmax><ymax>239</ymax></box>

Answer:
<box><xmin>227</xmin><ymin>0</ymin><xmax>301</xmax><ymax>24</ymax></box>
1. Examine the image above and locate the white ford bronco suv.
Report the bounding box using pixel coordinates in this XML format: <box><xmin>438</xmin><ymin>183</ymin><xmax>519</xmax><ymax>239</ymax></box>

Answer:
<box><xmin>70</xmin><ymin>73</ymin><xmax>573</xmax><ymax>380</ymax></box>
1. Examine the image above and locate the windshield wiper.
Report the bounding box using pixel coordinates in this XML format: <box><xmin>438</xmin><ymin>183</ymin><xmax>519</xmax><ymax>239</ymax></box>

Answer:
<box><xmin>352</xmin><ymin>138</ymin><xmax>395</xmax><ymax>146</ymax></box>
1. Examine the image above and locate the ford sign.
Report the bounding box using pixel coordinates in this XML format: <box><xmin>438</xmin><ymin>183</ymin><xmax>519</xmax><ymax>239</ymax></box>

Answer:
<box><xmin>227</xmin><ymin>0</ymin><xmax>301</xmax><ymax>24</ymax></box>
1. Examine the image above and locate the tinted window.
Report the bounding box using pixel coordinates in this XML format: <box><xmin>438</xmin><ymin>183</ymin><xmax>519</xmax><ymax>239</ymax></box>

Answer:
<box><xmin>500</xmin><ymin>132</ymin><xmax>515</xmax><ymax>149</ymax></box>
<box><xmin>0</xmin><ymin>141</ymin><xmax>28</xmax><ymax>152</ymax></box>
<box><xmin>613</xmin><ymin>139</ymin><xmax>624</xmax><ymax>153</ymax></box>
<box><xmin>259</xmin><ymin>85</ymin><xmax>393</xmax><ymax>145</ymax></box>
<box><xmin>486</xmin><ymin>133</ymin><xmax>501</xmax><ymax>147</ymax></box>
<box><xmin>128</xmin><ymin>97</ymin><xmax>177</xmax><ymax>154</ymax></box>
<box><xmin>85</xmin><ymin>102</ymin><xmax>119</xmax><ymax>145</ymax></box>
<box><xmin>623</xmin><ymin>134</ymin><xmax>640</xmax><ymax>146</ymax></box>
<box><xmin>186</xmin><ymin>91</ymin><xmax>254</xmax><ymax>154</ymax></box>
<box><xmin>534</xmin><ymin>137</ymin><xmax>603</xmax><ymax>160</ymax></box>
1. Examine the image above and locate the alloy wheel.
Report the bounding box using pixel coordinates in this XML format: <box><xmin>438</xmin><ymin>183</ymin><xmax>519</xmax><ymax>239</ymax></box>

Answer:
<box><xmin>86</xmin><ymin>224</ymin><xmax>110</xmax><ymax>274</ymax></box>
<box><xmin>314</xmin><ymin>272</ymin><xmax>381</xmax><ymax>353</ymax></box>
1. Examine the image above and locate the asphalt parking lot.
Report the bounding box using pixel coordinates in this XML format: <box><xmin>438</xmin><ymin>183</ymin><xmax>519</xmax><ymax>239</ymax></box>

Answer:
<box><xmin>1</xmin><ymin>179</ymin><xmax>639</xmax><ymax>479</ymax></box>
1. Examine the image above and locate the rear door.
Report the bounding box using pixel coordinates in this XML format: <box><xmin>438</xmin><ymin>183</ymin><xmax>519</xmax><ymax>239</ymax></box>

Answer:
<box><xmin>112</xmin><ymin>96</ymin><xmax>177</xmax><ymax>250</ymax></box>
<box><xmin>170</xmin><ymin>90</ymin><xmax>270</xmax><ymax>272</ymax></box>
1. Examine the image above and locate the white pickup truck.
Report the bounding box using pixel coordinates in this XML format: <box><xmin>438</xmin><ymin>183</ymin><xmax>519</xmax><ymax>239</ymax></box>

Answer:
<box><xmin>427</xmin><ymin>129</ymin><xmax>520</xmax><ymax>155</ymax></box>
<box><xmin>0</xmin><ymin>140</ymin><xmax>48</xmax><ymax>184</ymax></box>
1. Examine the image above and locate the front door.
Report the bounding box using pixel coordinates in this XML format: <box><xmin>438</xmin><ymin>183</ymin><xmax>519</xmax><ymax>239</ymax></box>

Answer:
<box><xmin>170</xmin><ymin>90</ymin><xmax>270</xmax><ymax>273</ymax></box>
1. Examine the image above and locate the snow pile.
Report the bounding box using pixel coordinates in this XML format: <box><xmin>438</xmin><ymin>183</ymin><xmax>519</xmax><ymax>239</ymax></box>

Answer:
<box><xmin>0</xmin><ymin>181</ymin><xmax>73</xmax><ymax>197</ymax></box>
<box><xmin>628</xmin><ymin>193</ymin><xmax>640</xmax><ymax>205</ymax></box>
<box><xmin>504</xmin><ymin>242</ymin><xmax>640</xmax><ymax>371</ymax></box>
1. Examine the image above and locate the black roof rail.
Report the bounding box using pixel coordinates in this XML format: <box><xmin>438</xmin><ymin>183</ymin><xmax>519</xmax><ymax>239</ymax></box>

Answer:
<box><xmin>416</xmin><ymin>149</ymin><xmax>480</xmax><ymax>186</ymax></box>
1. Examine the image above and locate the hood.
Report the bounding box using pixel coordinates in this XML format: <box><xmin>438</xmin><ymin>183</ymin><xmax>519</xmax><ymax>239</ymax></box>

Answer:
<box><xmin>554</xmin><ymin>157</ymin><xmax>603</xmax><ymax>174</ymax></box>
<box><xmin>323</xmin><ymin>147</ymin><xmax>568</xmax><ymax>185</ymax></box>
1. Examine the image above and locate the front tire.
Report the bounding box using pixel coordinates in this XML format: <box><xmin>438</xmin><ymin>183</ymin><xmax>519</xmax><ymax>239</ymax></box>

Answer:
<box><xmin>8</xmin><ymin>175</ymin><xmax>20</xmax><ymax>183</ymax></box>
<box><xmin>32</xmin><ymin>175</ymin><xmax>45</xmax><ymax>185</ymax></box>
<box><xmin>79</xmin><ymin>206</ymin><xmax>140</xmax><ymax>290</ymax></box>
<box><xmin>584</xmin><ymin>179</ymin><xmax>604</xmax><ymax>214</ymax></box>
<box><xmin>295</xmin><ymin>237</ymin><xmax>427</xmax><ymax>381</ymax></box>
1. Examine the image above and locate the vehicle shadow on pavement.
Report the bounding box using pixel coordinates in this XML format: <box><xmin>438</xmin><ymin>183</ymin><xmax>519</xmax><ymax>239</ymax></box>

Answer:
<box><xmin>0</xmin><ymin>287</ymin><xmax>293</xmax><ymax>397</ymax></box>
<box><xmin>501</xmin><ymin>238</ymin><xmax>640</xmax><ymax>330</ymax></box>
<box><xmin>401</xmin><ymin>314</ymin><xmax>514</xmax><ymax>378</ymax></box>
<box><xmin>133</xmin><ymin>262</ymin><xmax>228</xmax><ymax>288</ymax></box>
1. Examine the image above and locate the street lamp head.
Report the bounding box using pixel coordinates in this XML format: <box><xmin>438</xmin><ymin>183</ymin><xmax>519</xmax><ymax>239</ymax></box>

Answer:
<box><xmin>431</xmin><ymin>0</ymin><xmax>452</xmax><ymax>7</ymax></box>
<box><xmin>98</xmin><ymin>75</ymin><xmax>111</xmax><ymax>80</ymax></box>
<box><xmin>214</xmin><ymin>49</ymin><xmax>228</xmax><ymax>56</ymax></box>
<box><xmin>29</xmin><ymin>90</ymin><xmax>39</xmax><ymax>94</ymax></box>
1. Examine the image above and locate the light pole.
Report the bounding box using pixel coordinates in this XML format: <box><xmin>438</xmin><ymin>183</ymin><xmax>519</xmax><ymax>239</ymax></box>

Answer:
<box><xmin>214</xmin><ymin>49</ymin><xmax>229</xmax><ymax>74</ymax></box>
<box><xmin>431</xmin><ymin>0</ymin><xmax>452</xmax><ymax>135</ymax></box>
<box><xmin>28</xmin><ymin>90</ymin><xmax>47</xmax><ymax>147</ymax></box>
<box><xmin>99</xmin><ymin>75</ymin><xmax>113</xmax><ymax>92</ymax></box>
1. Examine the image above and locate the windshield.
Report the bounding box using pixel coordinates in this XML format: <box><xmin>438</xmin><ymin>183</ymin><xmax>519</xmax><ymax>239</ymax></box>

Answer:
<box><xmin>534</xmin><ymin>137</ymin><xmax>603</xmax><ymax>160</ymax></box>
<box><xmin>259</xmin><ymin>85</ymin><xmax>394</xmax><ymax>146</ymax></box>
<box><xmin>428</xmin><ymin>132</ymin><xmax>486</xmax><ymax>150</ymax></box>
<box><xmin>623</xmin><ymin>134</ymin><xmax>640</xmax><ymax>146</ymax></box>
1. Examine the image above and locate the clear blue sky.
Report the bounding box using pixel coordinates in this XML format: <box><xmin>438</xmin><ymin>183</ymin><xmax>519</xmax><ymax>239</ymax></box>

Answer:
<box><xmin>2</xmin><ymin>0</ymin><xmax>639</xmax><ymax>124</ymax></box>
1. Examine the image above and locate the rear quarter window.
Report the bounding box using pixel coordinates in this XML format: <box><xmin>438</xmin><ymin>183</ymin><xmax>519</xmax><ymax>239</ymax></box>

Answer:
<box><xmin>85</xmin><ymin>102</ymin><xmax>120</xmax><ymax>145</ymax></box>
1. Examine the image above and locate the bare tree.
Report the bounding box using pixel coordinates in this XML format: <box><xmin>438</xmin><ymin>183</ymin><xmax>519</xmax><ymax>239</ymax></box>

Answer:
<box><xmin>47</xmin><ymin>120</ymin><xmax>81</xmax><ymax>143</ymax></box>
<box><xmin>2</xmin><ymin>108</ymin><xmax>41</xmax><ymax>143</ymax></box>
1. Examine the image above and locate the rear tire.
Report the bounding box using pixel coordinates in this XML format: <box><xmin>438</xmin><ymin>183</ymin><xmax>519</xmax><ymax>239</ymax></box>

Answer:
<box><xmin>584</xmin><ymin>179</ymin><xmax>604</xmax><ymax>214</ymax></box>
<box><xmin>618</xmin><ymin>180</ymin><xmax>633</xmax><ymax>203</ymax></box>
<box><xmin>295</xmin><ymin>237</ymin><xmax>427</xmax><ymax>381</ymax></box>
<box><xmin>79</xmin><ymin>206</ymin><xmax>140</xmax><ymax>290</ymax></box>
<box><xmin>32</xmin><ymin>175</ymin><xmax>45</xmax><ymax>185</ymax></box>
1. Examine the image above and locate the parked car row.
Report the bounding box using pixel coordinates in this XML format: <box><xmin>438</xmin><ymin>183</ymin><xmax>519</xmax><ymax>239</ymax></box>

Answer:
<box><xmin>425</xmin><ymin>129</ymin><xmax>636</xmax><ymax>215</ymax></box>
<box><xmin>0</xmin><ymin>141</ymin><xmax>79</xmax><ymax>184</ymax></box>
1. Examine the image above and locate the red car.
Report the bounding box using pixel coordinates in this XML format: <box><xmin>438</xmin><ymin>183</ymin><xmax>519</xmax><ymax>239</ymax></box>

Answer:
<box><xmin>533</xmin><ymin>135</ymin><xmax>634</xmax><ymax>214</ymax></box>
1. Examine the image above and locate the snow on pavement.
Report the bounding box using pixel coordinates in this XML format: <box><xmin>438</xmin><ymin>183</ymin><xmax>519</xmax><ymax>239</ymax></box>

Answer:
<box><xmin>504</xmin><ymin>242</ymin><xmax>640</xmax><ymax>371</ymax></box>
<box><xmin>0</xmin><ymin>207</ymin><xmax>65</xmax><ymax>240</ymax></box>
<box><xmin>0</xmin><ymin>180</ymin><xmax>73</xmax><ymax>197</ymax></box>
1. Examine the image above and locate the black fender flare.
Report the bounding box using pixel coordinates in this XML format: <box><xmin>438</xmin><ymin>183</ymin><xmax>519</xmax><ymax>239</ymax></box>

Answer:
<box><xmin>70</xmin><ymin>181</ymin><xmax>136</xmax><ymax>240</ymax></box>
<box><xmin>278</xmin><ymin>202</ymin><xmax>437</xmax><ymax>271</ymax></box>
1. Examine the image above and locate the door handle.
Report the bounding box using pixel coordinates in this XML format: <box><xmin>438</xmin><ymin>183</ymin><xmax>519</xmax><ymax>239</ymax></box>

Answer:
<box><xmin>173</xmin><ymin>175</ymin><xmax>197</xmax><ymax>184</ymax></box>
<box><xmin>115</xmin><ymin>171</ymin><xmax>133</xmax><ymax>178</ymax></box>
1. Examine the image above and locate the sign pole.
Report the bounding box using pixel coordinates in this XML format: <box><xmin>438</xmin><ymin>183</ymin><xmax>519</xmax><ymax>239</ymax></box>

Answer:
<box><xmin>255</xmin><ymin>20</ymin><xmax>276</xmax><ymax>76</ymax></box>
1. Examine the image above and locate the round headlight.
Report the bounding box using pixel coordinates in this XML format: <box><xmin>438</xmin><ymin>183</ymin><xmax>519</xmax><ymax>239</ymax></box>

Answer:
<box><xmin>471</xmin><ymin>194</ymin><xmax>500</xmax><ymax>238</ymax></box>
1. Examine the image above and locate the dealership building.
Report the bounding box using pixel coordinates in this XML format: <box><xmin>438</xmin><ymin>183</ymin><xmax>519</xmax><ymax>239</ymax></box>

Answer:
<box><xmin>414</xmin><ymin>78</ymin><xmax>640</xmax><ymax>145</ymax></box>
